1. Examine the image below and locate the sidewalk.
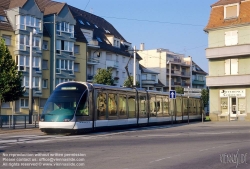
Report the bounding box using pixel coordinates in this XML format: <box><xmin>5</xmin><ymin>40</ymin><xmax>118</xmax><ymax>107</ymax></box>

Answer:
<box><xmin>0</xmin><ymin>124</ymin><xmax>40</xmax><ymax>134</ymax></box>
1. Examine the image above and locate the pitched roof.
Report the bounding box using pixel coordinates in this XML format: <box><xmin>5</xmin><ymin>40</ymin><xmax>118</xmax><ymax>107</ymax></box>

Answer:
<box><xmin>0</xmin><ymin>0</ymin><xmax>12</xmax><ymax>31</ymax></box>
<box><xmin>205</xmin><ymin>0</ymin><xmax>250</xmax><ymax>30</ymax></box>
<box><xmin>9</xmin><ymin>0</ymin><xmax>27</xmax><ymax>9</ymax></box>
<box><xmin>139</xmin><ymin>64</ymin><xmax>159</xmax><ymax>74</ymax></box>
<box><xmin>43</xmin><ymin>3</ymin><xmax>65</xmax><ymax>15</ymax></box>
<box><xmin>68</xmin><ymin>5</ymin><xmax>137</xmax><ymax>57</ymax></box>
<box><xmin>211</xmin><ymin>0</ymin><xmax>243</xmax><ymax>7</ymax></box>
<box><xmin>192</xmin><ymin>61</ymin><xmax>207</xmax><ymax>75</ymax></box>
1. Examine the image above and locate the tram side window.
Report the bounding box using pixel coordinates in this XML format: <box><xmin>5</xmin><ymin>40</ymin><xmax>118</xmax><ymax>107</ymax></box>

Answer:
<box><xmin>97</xmin><ymin>92</ymin><xmax>107</xmax><ymax>119</ymax></box>
<box><xmin>76</xmin><ymin>91</ymin><xmax>89</xmax><ymax>116</ymax></box>
<box><xmin>128</xmin><ymin>95</ymin><xmax>136</xmax><ymax>118</ymax></box>
<box><xmin>139</xmin><ymin>95</ymin><xmax>147</xmax><ymax>118</ymax></box>
<box><xmin>176</xmin><ymin>97</ymin><xmax>182</xmax><ymax>116</ymax></box>
<box><xmin>119</xmin><ymin>95</ymin><xmax>127</xmax><ymax>116</ymax></box>
<box><xmin>156</xmin><ymin>97</ymin><xmax>162</xmax><ymax>117</ymax></box>
<box><xmin>108</xmin><ymin>93</ymin><xmax>117</xmax><ymax>116</ymax></box>
<box><xmin>163</xmin><ymin>97</ymin><xmax>169</xmax><ymax>116</ymax></box>
<box><xmin>183</xmin><ymin>98</ymin><xmax>188</xmax><ymax>116</ymax></box>
<box><xmin>150</xmin><ymin>95</ymin><xmax>156</xmax><ymax>116</ymax></box>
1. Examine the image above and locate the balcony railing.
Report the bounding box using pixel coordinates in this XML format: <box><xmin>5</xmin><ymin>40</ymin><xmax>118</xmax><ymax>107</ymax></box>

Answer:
<box><xmin>87</xmin><ymin>57</ymin><xmax>100</xmax><ymax>65</ymax></box>
<box><xmin>181</xmin><ymin>72</ymin><xmax>190</xmax><ymax>76</ymax></box>
<box><xmin>88</xmin><ymin>40</ymin><xmax>99</xmax><ymax>48</ymax></box>
<box><xmin>106</xmin><ymin>60</ymin><xmax>119</xmax><ymax>68</ymax></box>
<box><xmin>192</xmin><ymin>79</ymin><xmax>205</xmax><ymax>85</ymax></box>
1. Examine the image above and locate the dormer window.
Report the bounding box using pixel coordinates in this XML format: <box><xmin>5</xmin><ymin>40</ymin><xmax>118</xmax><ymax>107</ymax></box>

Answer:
<box><xmin>79</xmin><ymin>20</ymin><xmax>84</xmax><ymax>25</ymax></box>
<box><xmin>224</xmin><ymin>3</ymin><xmax>239</xmax><ymax>19</ymax></box>
<box><xmin>113</xmin><ymin>38</ymin><xmax>120</xmax><ymax>48</ymax></box>
<box><xmin>0</xmin><ymin>15</ymin><xmax>7</xmax><ymax>22</ymax></box>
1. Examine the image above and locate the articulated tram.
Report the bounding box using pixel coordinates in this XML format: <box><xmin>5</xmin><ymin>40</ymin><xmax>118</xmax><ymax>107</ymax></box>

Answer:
<box><xmin>39</xmin><ymin>82</ymin><xmax>203</xmax><ymax>133</ymax></box>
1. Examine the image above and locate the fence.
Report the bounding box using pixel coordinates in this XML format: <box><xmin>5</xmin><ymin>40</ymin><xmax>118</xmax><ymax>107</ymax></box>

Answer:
<box><xmin>0</xmin><ymin>115</ymin><xmax>39</xmax><ymax>129</ymax></box>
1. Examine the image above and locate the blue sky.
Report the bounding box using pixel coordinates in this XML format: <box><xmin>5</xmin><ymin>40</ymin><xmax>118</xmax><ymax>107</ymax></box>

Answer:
<box><xmin>55</xmin><ymin>0</ymin><xmax>217</xmax><ymax>72</ymax></box>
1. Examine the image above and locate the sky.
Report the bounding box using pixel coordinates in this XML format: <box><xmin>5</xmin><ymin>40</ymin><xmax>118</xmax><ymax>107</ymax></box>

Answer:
<box><xmin>55</xmin><ymin>0</ymin><xmax>217</xmax><ymax>73</ymax></box>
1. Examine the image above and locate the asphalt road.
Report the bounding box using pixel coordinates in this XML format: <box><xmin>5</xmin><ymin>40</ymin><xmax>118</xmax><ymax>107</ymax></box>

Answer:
<box><xmin>0</xmin><ymin>122</ymin><xmax>250</xmax><ymax>169</ymax></box>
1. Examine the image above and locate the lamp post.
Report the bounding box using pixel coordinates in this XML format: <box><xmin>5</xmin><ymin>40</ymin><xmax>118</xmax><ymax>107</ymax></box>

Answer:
<box><xmin>167</xmin><ymin>60</ymin><xmax>172</xmax><ymax>123</ymax></box>
<box><xmin>29</xmin><ymin>28</ymin><xmax>37</xmax><ymax>124</ymax></box>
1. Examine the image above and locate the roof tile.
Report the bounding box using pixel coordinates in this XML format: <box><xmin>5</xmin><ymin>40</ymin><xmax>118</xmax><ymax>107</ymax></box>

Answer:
<box><xmin>9</xmin><ymin>0</ymin><xmax>27</xmax><ymax>9</ymax></box>
<box><xmin>205</xmin><ymin>0</ymin><xmax>250</xmax><ymax>30</ymax></box>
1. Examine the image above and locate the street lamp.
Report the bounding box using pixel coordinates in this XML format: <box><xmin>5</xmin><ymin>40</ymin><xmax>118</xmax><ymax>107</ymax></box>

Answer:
<box><xmin>29</xmin><ymin>28</ymin><xmax>37</xmax><ymax>124</ymax></box>
<box><xmin>167</xmin><ymin>60</ymin><xmax>172</xmax><ymax>123</ymax></box>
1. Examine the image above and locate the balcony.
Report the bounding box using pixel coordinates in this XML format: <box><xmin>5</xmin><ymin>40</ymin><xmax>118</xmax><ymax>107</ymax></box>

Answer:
<box><xmin>206</xmin><ymin>44</ymin><xmax>250</xmax><ymax>59</ymax></box>
<box><xmin>141</xmin><ymin>79</ymin><xmax>156</xmax><ymax>85</ymax></box>
<box><xmin>88</xmin><ymin>40</ymin><xmax>100</xmax><ymax>48</ymax></box>
<box><xmin>206</xmin><ymin>74</ymin><xmax>250</xmax><ymax>87</ymax></box>
<box><xmin>87</xmin><ymin>57</ymin><xmax>100</xmax><ymax>65</ymax></box>
<box><xmin>181</xmin><ymin>71</ymin><xmax>190</xmax><ymax>77</ymax></box>
<box><xmin>192</xmin><ymin>79</ymin><xmax>205</xmax><ymax>85</ymax></box>
<box><xmin>106</xmin><ymin>60</ymin><xmax>119</xmax><ymax>69</ymax></box>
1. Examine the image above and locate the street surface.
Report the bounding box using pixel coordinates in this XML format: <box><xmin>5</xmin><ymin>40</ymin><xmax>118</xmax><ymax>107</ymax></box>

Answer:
<box><xmin>0</xmin><ymin>122</ymin><xmax>249</xmax><ymax>169</ymax></box>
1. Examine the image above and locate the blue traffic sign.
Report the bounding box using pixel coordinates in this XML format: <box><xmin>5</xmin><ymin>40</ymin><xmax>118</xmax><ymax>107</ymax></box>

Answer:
<box><xmin>169</xmin><ymin>90</ymin><xmax>176</xmax><ymax>99</ymax></box>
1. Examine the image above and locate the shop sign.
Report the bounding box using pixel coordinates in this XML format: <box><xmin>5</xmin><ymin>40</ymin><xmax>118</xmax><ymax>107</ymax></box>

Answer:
<box><xmin>220</xmin><ymin>89</ymin><xmax>245</xmax><ymax>97</ymax></box>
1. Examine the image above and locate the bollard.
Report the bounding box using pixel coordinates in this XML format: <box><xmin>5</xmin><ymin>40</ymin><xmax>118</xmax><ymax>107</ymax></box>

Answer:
<box><xmin>202</xmin><ymin>112</ymin><xmax>204</xmax><ymax>123</ymax></box>
<box><xmin>25</xmin><ymin>116</ymin><xmax>26</xmax><ymax>128</ymax></box>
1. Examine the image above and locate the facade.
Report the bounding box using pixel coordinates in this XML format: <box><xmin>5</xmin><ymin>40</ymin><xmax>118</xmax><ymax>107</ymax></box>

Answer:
<box><xmin>204</xmin><ymin>0</ymin><xmax>250</xmax><ymax>121</ymax></box>
<box><xmin>0</xmin><ymin>0</ymin><xmax>86</xmax><ymax>115</ymax></box>
<box><xmin>138</xmin><ymin>47</ymin><xmax>192</xmax><ymax>92</ymax></box>
<box><xmin>192</xmin><ymin>61</ymin><xmax>207</xmax><ymax>89</ymax></box>
<box><xmin>68</xmin><ymin>6</ymin><xmax>142</xmax><ymax>87</ymax></box>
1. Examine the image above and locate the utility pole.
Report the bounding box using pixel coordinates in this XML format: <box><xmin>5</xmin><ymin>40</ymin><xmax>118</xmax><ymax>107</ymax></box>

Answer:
<box><xmin>29</xmin><ymin>31</ymin><xmax>33</xmax><ymax>124</ymax></box>
<box><xmin>133</xmin><ymin>46</ymin><xmax>136</xmax><ymax>86</ymax></box>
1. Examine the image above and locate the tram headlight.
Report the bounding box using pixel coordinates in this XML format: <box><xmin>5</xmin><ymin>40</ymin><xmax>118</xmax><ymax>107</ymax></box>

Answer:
<box><xmin>64</xmin><ymin>119</ymin><xmax>70</xmax><ymax>122</ymax></box>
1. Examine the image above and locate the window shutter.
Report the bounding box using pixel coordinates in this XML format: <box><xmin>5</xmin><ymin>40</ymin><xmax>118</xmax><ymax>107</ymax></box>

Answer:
<box><xmin>230</xmin><ymin>58</ymin><xmax>238</xmax><ymax>75</ymax></box>
<box><xmin>225</xmin><ymin>32</ymin><xmax>231</xmax><ymax>46</ymax></box>
<box><xmin>231</xmin><ymin>31</ymin><xmax>238</xmax><ymax>45</ymax></box>
<box><xmin>225</xmin><ymin>59</ymin><xmax>230</xmax><ymax>75</ymax></box>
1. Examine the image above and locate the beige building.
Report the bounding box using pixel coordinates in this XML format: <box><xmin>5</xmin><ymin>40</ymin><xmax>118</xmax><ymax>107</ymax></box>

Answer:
<box><xmin>204</xmin><ymin>0</ymin><xmax>250</xmax><ymax>121</ymax></box>
<box><xmin>138</xmin><ymin>47</ymin><xmax>192</xmax><ymax>92</ymax></box>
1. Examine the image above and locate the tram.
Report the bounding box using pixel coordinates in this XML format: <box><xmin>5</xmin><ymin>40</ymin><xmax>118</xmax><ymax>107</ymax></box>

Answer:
<box><xmin>39</xmin><ymin>82</ymin><xmax>203</xmax><ymax>133</ymax></box>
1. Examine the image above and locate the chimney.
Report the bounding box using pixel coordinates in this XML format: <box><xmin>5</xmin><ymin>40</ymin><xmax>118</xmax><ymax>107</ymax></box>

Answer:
<box><xmin>140</xmin><ymin>43</ymin><xmax>144</xmax><ymax>51</ymax></box>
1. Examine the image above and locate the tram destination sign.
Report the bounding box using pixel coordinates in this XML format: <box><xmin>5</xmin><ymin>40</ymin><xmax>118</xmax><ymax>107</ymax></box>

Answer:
<box><xmin>220</xmin><ymin>89</ymin><xmax>245</xmax><ymax>97</ymax></box>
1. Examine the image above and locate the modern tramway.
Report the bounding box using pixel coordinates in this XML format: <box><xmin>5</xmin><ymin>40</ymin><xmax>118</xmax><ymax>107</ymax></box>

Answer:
<box><xmin>39</xmin><ymin>82</ymin><xmax>203</xmax><ymax>133</ymax></box>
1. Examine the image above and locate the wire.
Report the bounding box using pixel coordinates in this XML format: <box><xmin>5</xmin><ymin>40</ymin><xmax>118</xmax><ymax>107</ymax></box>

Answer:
<box><xmin>84</xmin><ymin>0</ymin><xmax>91</xmax><ymax>10</ymax></box>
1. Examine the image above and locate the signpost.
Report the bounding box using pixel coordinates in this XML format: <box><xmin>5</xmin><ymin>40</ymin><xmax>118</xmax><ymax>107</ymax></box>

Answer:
<box><xmin>169</xmin><ymin>90</ymin><xmax>176</xmax><ymax>99</ymax></box>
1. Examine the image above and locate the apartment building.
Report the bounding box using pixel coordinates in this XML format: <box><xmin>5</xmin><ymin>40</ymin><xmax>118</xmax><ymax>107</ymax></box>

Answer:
<box><xmin>138</xmin><ymin>47</ymin><xmax>192</xmax><ymax>92</ymax></box>
<box><xmin>68</xmin><ymin>6</ymin><xmax>142</xmax><ymax>87</ymax></box>
<box><xmin>205</xmin><ymin>0</ymin><xmax>250</xmax><ymax>121</ymax></box>
<box><xmin>0</xmin><ymin>0</ymin><xmax>86</xmax><ymax>115</ymax></box>
<box><xmin>192</xmin><ymin>61</ymin><xmax>207</xmax><ymax>89</ymax></box>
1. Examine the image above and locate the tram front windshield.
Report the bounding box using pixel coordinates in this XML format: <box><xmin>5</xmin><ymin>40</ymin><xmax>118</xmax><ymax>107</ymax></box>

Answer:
<box><xmin>41</xmin><ymin>83</ymin><xmax>87</xmax><ymax>122</ymax></box>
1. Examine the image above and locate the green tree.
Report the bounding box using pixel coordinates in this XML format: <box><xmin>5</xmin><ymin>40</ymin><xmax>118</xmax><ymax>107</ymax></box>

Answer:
<box><xmin>0</xmin><ymin>38</ymin><xmax>24</xmax><ymax>115</ymax></box>
<box><xmin>175</xmin><ymin>86</ymin><xmax>184</xmax><ymax>94</ymax></box>
<box><xmin>93</xmin><ymin>68</ymin><xmax>114</xmax><ymax>85</ymax></box>
<box><xmin>123</xmin><ymin>76</ymin><xmax>140</xmax><ymax>88</ymax></box>
<box><xmin>201</xmin><ymin>88</ymin><xmax>209</xmax><ymax>107</ymax></box>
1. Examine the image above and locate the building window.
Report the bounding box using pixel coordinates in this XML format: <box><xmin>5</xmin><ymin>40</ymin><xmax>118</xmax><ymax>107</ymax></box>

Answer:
<box><xmin>225</xmin><ymin>30</ymin><xmax>238</xmax><ymax>46</ymax></box>
<box><xmin>122</xmin><ymin>72</ymin><xmax>126</xmax><ymax>78</ymax></box>
<box><xmin>42</xmin><ymin>79</ymin><xmax>48</xmax><ymax>88</ymax></box>
<box><xmin>0</xmin><ymin>15</ymin><xmax>7</xmax><ymax>22</ymax></box>
<box><xmin>2</xmin><ymin>35</ymin><xmax>11</xmax><ymax>45</ymax></box>
<box><xmin>56</xmin><ymin>78</ymin><xmax>70</xmax><ymax>86</ymax></box>
<box><xmin>74</xmin><ymin>63</ymin><xmax>79</xmax><ymax>72</ymax></box>
<box><xmin>68</xmin><ymin>60</ymin><xmax>74</xmax><ymax>75</ymax></box>
<box><xmin>40</xmin><ymin>99</ymin><xmax>47</xmax><ymax>108</ymax></box>
<box><xmin>225</xmin><ymin>58</ymin><xmax>238</xmax><ymax>75</ymax></box>
<box><xmin>43</xmin><ymin>40</ymin><xmax>48</xmax><ymax>50</ymax></box>
<box><xmin>23</xmin><ymin>76</ymin><xmax>29</xmax><ymax>87</ymax></box>
<box><xmin>74</xmin><ymin>45</ymin><xmax>80</xmax><ymax>54</ymax></box>
<box><xmin>78</xmin><ymin>20</ymin><xmax>84</xmax><ymax>25</ymax></box>
<box><xmin>42</xmin><ymin>60</ymin><xmax>48</xmax><ymax>70</ymax></box>
<box><xmin>33</xmin><ymin>77</ymin><xmax>41</xmax><ymax>88</ymax></box>
<box><xmin>16</xmin><ymin>15</ymin><xmax>41</xmax><ymax>31</ymax></box>
<box><xmin>224</xmin><ymin>3</ymin><xmax>239</xmax><ymax>19</ymax></box>
<box><xmin>56</xmin><ymin>22</ymin><xmax>74</xmax><ymax>37</ymax></box>
<box><xmin>20</xmin><ymin>99</ymin><xmax>29</xmax><ymax>108</ymax></box>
